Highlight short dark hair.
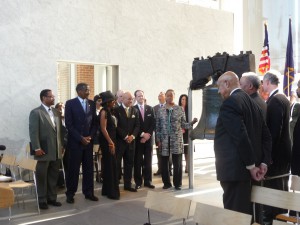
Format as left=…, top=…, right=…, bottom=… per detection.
left=40, top=89, right=51, bottom=101
left=76, top=83, right=88, bottom=93
left=166, top=89, right=175, bottom=95
left=134, top=90, right=143, bottom=97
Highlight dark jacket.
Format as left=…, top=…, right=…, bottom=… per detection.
left=266, top=90, right=292, bottom=176
left=65, top=97, right=98, bottom=149
left=134, top=104, right=155, bottom=142
left=214, top=89, right=272, bottom=181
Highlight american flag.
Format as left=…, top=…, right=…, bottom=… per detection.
left=258, top=23, right=270, bottom=75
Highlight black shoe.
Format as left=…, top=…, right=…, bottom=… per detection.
left=124, top=187, right=137, bottom=192
left=96, top=177, right=103, bottom=183
left=144, top=183, right=155, bottom=189
left=66, top=196, right=74, bottom=204
left=107, top=196, right=120, bottom=200
left=47, top=200, right=62, bottom=206
left=163, top=185, right=172, bottom=189
left=85, top=195, right=99, bottom=201
left=39, top=202, right=49, bottom=210
left=135, top=185, right=141, bottom=189
left=175, top=186, right=181, bottom=190
left=154, top=171, right=161, bottom=176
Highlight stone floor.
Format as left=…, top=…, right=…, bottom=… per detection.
left=0, top=140, right=224, bottom=225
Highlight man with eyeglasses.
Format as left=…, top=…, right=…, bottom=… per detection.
left=29, top=89, right=64, bottom=209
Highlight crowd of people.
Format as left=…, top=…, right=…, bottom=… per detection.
left=29, top=84, right=195, bottom=210
left=214, top=70, right=300, bottom=224
left=28, top=69, right=300, bottom=224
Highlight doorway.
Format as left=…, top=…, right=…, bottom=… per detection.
left=57, top=61, right=119, bottom=104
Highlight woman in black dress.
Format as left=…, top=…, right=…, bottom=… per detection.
left=178, top=94, right=189, bottom=173
left=99, top=91, right=120, bottom=200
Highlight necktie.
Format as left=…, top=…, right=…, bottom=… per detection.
left=82, top=100, right=87, bottom=113
left=126, top=107, right=129, bottom=118
left=48, top=108, right=55, bottom=126
left=140, top=105, right=144, bottom=120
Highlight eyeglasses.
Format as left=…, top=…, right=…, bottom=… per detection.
left=45, top=95, right=55, bottom=99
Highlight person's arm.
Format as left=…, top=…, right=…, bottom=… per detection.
left=220, top=98, right=255, bottom=167
left=29, top=109, right=45, bottom=156
left=100, top=110, right=115, bottom=154
left=65, top=100, right=83, bottom=142
left=115, top=107, right=129, bottom=139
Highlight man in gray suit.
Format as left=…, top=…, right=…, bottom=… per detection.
left=29, top=89, right=64, bottom=209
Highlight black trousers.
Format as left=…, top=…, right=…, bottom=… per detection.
left=134, top=140, right=153, bottom=186
left=117, top=141, right=135, bottom=189
left=220, top=180, right=252, bottom=215
left=66, top=145, right=94, bottom=198
left=161, top=154, right=182, bottom=188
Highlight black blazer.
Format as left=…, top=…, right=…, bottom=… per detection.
left=134, top=104, right=155, bottom=142
left=65, top=97, right=98, bottom=149
left=250, top=92, right=267, bottom=120
left=292, top=116, right=300, bottom=175
left=266, top=90, right=292, bottom=175
left=214, top=89, right=272, bottom=182
left=114, top=105, right=140, bottom=146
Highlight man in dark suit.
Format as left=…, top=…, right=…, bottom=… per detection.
left=240, top=72, right=267, bottom=119
left=133, top=90, right=155, bottom=189
left=115, top=91, right=140, bottom=192
left=65, top=83, right=98, bottom=203
left=291, top=79, right=300, bottom=176
left=214, top=71, right=272, bottom=215
left=262, top=70, right=292, bottom=222
left=29, top=89, right=64, bottom=209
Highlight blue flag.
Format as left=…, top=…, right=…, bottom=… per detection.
left=283, top=18, right=295, bottom=97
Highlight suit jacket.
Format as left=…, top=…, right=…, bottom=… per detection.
left=266, top=90, right=292, bottom=175
left=156, top=105, right=192, bottom=156
left=65, top=97, right=98, bottom=149
left=291, top=116, right=300, bottom=175
left=250, top=92, right=267, bottom=120
left=214, top=89, right=272, bottom=181
left=290, top=102, right=300, bottom=140
left=29, top=105, right=63, bottom=161
left=134, top=104, right=155, bottom=143
left=114, top=105, right=140, bottom=149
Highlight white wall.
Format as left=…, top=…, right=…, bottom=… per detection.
left=0, top=0, right=233, bottom=154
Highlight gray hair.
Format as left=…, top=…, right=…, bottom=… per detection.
left=242, top=73, right=261, bottom=90
left=263, top=70, right=280, bottom=85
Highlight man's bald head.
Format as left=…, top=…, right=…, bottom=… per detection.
left=122, top=91, right=133, bottom=107
left=217, top=71, right=240, bottom=99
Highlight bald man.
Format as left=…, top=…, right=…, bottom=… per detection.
left=114, top=91, right=140, bottom=192
left=214, top=71, right=271, bottom=215
left=240, top=72, right=267, bottom=119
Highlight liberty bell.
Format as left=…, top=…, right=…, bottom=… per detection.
left=190, top=51, right=255, bottom=140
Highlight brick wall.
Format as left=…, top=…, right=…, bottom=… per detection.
left=76, top=65, right=95, bottom=99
